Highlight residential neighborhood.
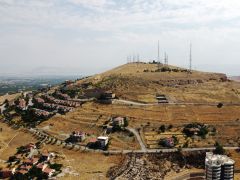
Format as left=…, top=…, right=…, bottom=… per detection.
left=0, top=143, right=61, bottom=179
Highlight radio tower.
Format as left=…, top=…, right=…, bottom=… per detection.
left=132, top=54, right=135, bottom=63
left=157, top=40, right=160, bottom=69
left=164, top=52, right=167, bottom=65
left=189, top=43, right=192, bottom=72
left=166, top=54, right=168, bottom=65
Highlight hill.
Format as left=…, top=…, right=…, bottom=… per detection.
left=75, top=63, right=239, bottom=103
left=1, top=62, right=240, bottom=179
left=38, top=62, right=240, bottom=149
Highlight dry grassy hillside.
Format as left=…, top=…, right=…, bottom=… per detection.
left=0, top=93, right=20, bottom=104
left=76, top=63, right=240, bottom=103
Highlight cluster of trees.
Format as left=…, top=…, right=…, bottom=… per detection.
left=158, top=124, right=173, bottom=133
left=183, top=123, right=209, bottom=138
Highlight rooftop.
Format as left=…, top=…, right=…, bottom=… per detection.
left=205, top=152, right=235, bottom=166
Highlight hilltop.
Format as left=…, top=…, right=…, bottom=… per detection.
left=75, top=63, right=239, bottom=103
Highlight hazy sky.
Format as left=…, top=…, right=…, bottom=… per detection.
left=0, top=0, right=240, bottom=76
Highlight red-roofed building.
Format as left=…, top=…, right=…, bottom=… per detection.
left=89, top=138, right=97, bottom=143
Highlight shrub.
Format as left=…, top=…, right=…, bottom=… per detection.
left=217, top=103, right=223, bottom=108
left=159, top=125, right=166, bottom=133
left=124, top=118, right=129, bottom=127
left=49, top=163, right=63, bottom=172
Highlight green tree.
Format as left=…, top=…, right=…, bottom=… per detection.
left=124, top=118, right=129, bottom=127
left=214, top=142, right=225, bottom=155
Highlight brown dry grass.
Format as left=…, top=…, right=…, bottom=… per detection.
left=42, top=144, right=123, bottom=180
left=38, top=101, right=240, bottom=147
left=0, top=123, right=37, bottom=161
left=38, top=104, right=140, bottom=150
left=0, top=93, right=20, bottom=104
left=76, top=63, right=240, bottom=103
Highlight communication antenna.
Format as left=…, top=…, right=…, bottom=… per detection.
left=157, top=40, right=161, bottom=69
left=164, top=52, right=167, bottom=65
left=189, top=43, right=192, bottom=71
left=158, top=40, right=160, bottom=62
left=166, top=54, right=168, bottom=65
left=129, top=55, right=132, bottom=63
left=133, top=54, right=136, bottom=63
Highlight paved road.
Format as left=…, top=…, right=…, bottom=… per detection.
left=114, top=99, right=240, bottom=107
left=127, top=128, right=147, bottom=152
left=26, top=127, right=240, bottom=155
left=107, top=146, right=240, bottom=154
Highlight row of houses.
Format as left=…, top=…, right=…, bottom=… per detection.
left=32, top=108, right=54, bottom=119
left=42, top=94, right=81, bottom=107
left=54, top=92, right=70, bottom=100
left=33, top=96, right=77, bottom=114
left=41, top=103, right=73, bottom=114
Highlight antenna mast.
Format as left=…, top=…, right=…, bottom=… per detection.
left=158, top=40, right=160, bottom=69
left=164, top=52, right=167, bottom=65
left=189, top=43, right=192, bottom=71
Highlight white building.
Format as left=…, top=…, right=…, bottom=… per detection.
left=205, top=152, right=235, bottom=180
left=97, top=136, right=109, bottom=148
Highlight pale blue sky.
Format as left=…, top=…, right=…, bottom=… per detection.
left=0, top=0, right=240, bottom=76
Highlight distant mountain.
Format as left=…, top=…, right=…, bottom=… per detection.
left=229, top=76, right=240, bottom=82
